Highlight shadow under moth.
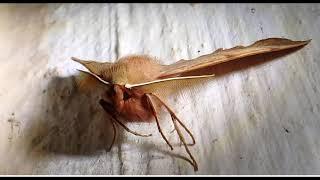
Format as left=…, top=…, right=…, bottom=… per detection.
left=71, top=38, right=310, bottom=171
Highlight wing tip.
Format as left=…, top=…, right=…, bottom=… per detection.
left=304, top=39, right=312, bottom=45
left=296, top=38, right=311, bottom=48
left=71, top=57, right=84, bottom=63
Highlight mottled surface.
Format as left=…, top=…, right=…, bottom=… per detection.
left=0, top=3, right=319, bottom=175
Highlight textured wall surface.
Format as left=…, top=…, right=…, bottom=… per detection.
left=0, top=3, right=319, bottom=175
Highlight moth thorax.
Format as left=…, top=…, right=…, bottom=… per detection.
left=111, top=71, right=129, bottom=85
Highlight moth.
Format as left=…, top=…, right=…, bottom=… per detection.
left=71, top=38, right=310, bottom=171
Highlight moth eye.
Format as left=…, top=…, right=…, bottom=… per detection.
left=106, top=85, right=116, bottom=97
left=123, top=91, right=130, bottom=100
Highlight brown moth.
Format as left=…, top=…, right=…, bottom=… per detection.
left=71, top=38, right=310, bottom=171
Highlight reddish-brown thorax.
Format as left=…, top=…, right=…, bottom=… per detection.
left=111, top=84, right=153, bottom=122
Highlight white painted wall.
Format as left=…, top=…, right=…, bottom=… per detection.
left=0, top=4, right=319, bottom=175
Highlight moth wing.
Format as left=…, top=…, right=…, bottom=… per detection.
left=71, top=57, right=112, bottom=92
left=159, top=38, right=311, bottom=78
left=136, top=74, right=215, bottom=100
left=71, top=57, right=111, bottom=75
left=74, top=70, right=106, bottom=93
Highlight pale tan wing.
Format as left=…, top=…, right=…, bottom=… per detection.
left=74, top=70, right=110, bottom=93
left=71, top=57, right=112, bottom=75
left=135, top=74, right=216, bottom=100
left=77, top=69, right=111, bottom=85
left=159, top=38, right=311, bottom=78
left=71, top=57, right=113, bottom=92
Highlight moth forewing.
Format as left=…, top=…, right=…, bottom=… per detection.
left=125, top=74, right=215, bottom=88
left=74, top=70, right=105, bottom=93
left=76, top=69, right=111, bottom=86
left=159, top=38, right=311, bottom=78
left=71, top=57, right=112, bottom=76
left=133, top=74, right=216, bottom=101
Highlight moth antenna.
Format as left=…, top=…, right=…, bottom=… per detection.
left=125, top=74, right=215, bottom=88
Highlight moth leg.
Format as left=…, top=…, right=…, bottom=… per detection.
left=112, top=114, right=152, bottom=137
left=172, top=116, right=198, bottom=171
left=149, top=94, right=195, bottom=146
left=145, top=94, right=174, bottom=151
left=149, top=94, right=198, bottom=171
left=99, top=99, right=152, bottom=137
left=106, top=119, right=117, bottom=152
